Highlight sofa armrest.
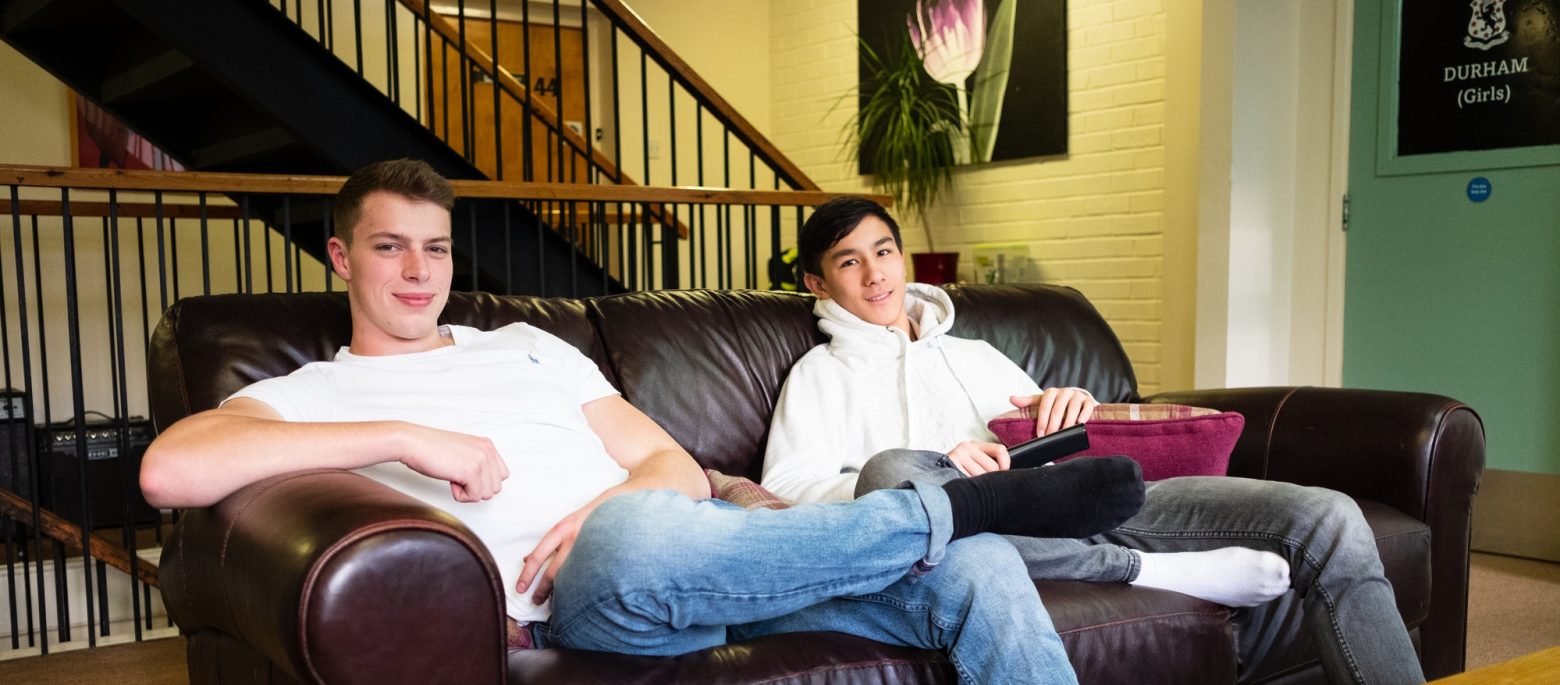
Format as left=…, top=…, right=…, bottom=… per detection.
left=1144, top=387, right=1484, bottom=520
left=159, top=469, right=508, bottom=684
left=1144, top=386, right=1485, bottom=678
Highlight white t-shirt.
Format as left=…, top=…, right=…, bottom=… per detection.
left=228, top=323, right=628, bottom=623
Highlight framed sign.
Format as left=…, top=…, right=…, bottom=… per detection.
left=1381, top=0, right=1560, bottom=173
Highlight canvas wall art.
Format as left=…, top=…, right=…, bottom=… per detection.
left=857, top=0, right=1067, bottom=169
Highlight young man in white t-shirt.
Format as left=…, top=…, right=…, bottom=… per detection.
left=762, top=197, right=1427, bottom=685
left=140, top=160, right=1150, bottom=683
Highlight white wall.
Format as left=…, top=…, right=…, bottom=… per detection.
left=1198, top=0, right=1347, bottom=388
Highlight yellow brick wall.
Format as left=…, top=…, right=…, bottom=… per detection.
left=771, top=0, right=1171, bottom=393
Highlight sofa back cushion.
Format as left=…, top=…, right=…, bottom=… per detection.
left=590, top=285, right=1138, bottom=480
left=148, top=284, right=1139, bottom=482
left=591, top=289, right=825, bottom=479
left=943, top=284, right=1138, bottom=403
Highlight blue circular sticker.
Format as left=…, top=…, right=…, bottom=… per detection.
left=1467, top=177, right=1492, bottom=203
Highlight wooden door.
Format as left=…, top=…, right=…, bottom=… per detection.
left=426, top=17, right=589, bottom=184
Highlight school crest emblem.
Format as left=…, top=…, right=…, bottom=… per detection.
left=1465, top=0, right=1511, bottom=50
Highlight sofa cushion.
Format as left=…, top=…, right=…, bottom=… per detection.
left=1043, top=581, right=1237, bottom=684
left=508, top=632, right=953, bottom=684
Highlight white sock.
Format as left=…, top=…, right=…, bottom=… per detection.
left=1129, top=547, right=1291, bottom=607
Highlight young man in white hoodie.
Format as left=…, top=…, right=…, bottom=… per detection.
left=761, top=197, right=1426, bottom=685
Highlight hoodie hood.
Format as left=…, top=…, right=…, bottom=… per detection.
left=814, top=282, right=956, bottom=359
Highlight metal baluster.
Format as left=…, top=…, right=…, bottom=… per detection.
left=773, top=206, right=784, bottom=291
left=282, top=196, right=293, bottom=293
left=106, top=193, right=143, bottom=640
left=135, top=217, right=150, bottom=360
left=502, top=202, right=512, bottom=294
left=420, top=1, right=430, bottom=126
left=489, top=0, right=501, bottom=179
left=199, top=192, right=211, bottom=294
left=568, top=204, right=577, bottom=296
left=10, top=188, right=48, bottom=653
left=535, top=200, right=545, bottom=296
left=168, top=199, right=180, bottom=301
left=352, top=0, right=364, bottom=76
left=240, top=196, right=253, bottom=293
left=551, top=0, right=563, bottom=182
left=458, top=0, right=472, bottom=161
left=263, top=200, right=274, bottom=293
left=232, top=217, right=241, bottom=293
left=388, top=0, right=400, bottom=104
left=627, top=206, right=637, bottom=290
left=661, top=205, right=678, bottom=290
left=640, top=52, right=649, bottom=185
left=441, top=35, right=451, bottom=145
left=60, top=188, right=99, bottom=647
left=521, top=0, right=533, bottom=182
left=580, top=0, right=593, bottom=184
left=323, top=198, right=334, bottom=292
left=610, top=25, right=621, bottom=184
left=2, top=187, right=31, bottom=649
left=468, top=204, right=478, bottom=291
left=598, top=203, right=607, bottom=293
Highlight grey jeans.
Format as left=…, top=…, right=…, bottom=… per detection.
left=856, top=449, right=1425, bottom=685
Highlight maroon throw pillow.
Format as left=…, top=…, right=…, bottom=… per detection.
left=988, top=404, right=1243, bottom=481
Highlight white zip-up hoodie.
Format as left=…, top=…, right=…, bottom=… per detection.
left=761, top=283, right=1042, bottom=503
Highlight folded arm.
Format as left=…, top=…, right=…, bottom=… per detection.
left=139, top=397, right=509, bottom=509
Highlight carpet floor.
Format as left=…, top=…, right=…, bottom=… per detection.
left=1, top=552, right=1555, bottom=683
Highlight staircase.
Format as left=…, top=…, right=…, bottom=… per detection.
left=1, top=0, right=819, bottom=296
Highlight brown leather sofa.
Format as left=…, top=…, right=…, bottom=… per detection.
left=148, top=284, right=1485, bottom=684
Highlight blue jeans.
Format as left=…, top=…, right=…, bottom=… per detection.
left=856, top=449, right=1425, bottom=685
left=535, top=484, right=1078, bottom=685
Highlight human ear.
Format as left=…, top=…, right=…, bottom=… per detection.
left=327, top=236, right=352, bottom=281
left=802, top=272, right=831, bottom=299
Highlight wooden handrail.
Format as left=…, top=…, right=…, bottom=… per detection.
left=590, top=0, right=819, bottom=191
left=1, top=165, right=892, bottom=207
left=0, top=199, right=244, bottom=220
left=0, top=485, right=160, bottom=587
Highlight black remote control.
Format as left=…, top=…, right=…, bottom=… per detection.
left=1007, top=424, right=1090, bottom=469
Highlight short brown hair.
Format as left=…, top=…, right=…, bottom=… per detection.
left=332, top=159, right=456, bottom=243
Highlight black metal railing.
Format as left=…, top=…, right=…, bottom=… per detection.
left=0, top=164, right=885, bottom=657
left=267, top=0, right=816, bottom=195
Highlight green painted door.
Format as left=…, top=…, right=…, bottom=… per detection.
left=1346, top=0, right=1560, bottom=475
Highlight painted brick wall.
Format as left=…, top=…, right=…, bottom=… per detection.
left=771, top=0, right=1167, bottom=393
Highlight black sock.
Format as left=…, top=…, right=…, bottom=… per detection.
left=942, top=456, right=1145, bottom=541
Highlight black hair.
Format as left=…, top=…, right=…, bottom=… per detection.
left=796, top=197, right=902, bottom=281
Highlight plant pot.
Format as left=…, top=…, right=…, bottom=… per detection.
left=911, top=252, right=960, bottom=285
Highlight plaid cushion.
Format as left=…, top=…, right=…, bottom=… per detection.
left=1002, top=402, right=1220, bottom=422
left=506, top=617, right=535, bottom=650
left=706, top=469, right=793, bottom=510
left=1090, top=403, right=1221, bottom=421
